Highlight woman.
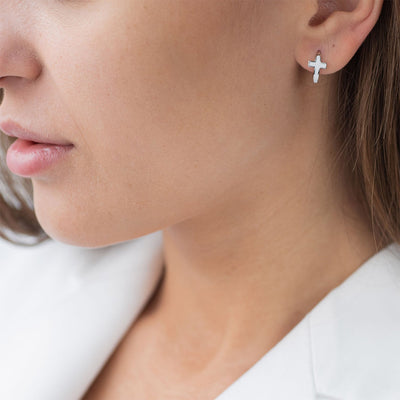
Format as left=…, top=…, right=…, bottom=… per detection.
left=0, top=0, right=399, bottom=398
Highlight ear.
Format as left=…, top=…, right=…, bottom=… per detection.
left=295, top=0, right=384, bottom=79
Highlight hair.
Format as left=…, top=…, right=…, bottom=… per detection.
left=0, top=0, right=399, bottom=247
left=332, top=0, right=400, bottom=249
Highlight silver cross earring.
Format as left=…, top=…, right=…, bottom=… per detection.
left=308, top=50, right=327, bottom=83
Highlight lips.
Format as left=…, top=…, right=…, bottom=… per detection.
left=0, top=119, right=74, bottom=177
left=0, top=119, right=72, bottom=146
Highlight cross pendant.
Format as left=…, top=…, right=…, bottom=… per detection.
left=308, top=52, right=327, bottom=83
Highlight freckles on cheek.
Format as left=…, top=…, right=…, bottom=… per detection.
left=50, top=1, right=260, bottom=160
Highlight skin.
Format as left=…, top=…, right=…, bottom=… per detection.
left=0, top=0, right=385, bottom=398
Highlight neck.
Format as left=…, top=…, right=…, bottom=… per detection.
left=137, top=80, right=382, bottom=372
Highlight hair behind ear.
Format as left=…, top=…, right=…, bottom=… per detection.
left=333, top=0, right=400, bottom=248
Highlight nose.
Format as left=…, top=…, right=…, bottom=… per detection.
left=0, top=25, right=42, bottom=90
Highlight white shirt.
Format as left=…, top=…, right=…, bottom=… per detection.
left=0, top=230, right=400, bottom=399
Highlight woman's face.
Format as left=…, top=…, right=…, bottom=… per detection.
left=0, top=0, right=303, bottom=247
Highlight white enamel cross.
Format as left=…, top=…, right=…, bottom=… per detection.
left=308, top=52, right=327, bottom=83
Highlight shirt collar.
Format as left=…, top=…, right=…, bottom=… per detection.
left=215, top=242, right=400, bottom=399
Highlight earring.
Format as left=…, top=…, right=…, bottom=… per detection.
left=308, top=50, right=327, bottom=83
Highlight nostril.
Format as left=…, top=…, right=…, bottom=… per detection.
left=0, top=88, right=4, bottom=106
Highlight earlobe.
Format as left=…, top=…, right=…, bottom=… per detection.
left=295, top=0, right=384, bottom=81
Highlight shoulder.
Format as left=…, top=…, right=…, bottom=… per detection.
left=0, top=231, right=165, bottom=400
left=0, top=232, right=164, bottom=323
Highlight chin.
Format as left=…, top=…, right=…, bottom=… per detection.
left=31, top=182, right=113, bottom=248
left=30, top=183, right=163, bottom=248
left=36, top=216, right=105, bottom=248
left=33, top=203, right=156, bottom=249
left=33, top=203, right=109, bottom=249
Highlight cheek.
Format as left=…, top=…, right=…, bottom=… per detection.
left=72, top=0, right=263, bottom=174
left=34, top=1, right=283, bottom=247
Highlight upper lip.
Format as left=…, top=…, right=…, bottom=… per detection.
left=0, top=119, right=72, bottom=146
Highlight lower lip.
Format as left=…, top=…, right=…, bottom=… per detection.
left=6, top=138, right=74, bottom=177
